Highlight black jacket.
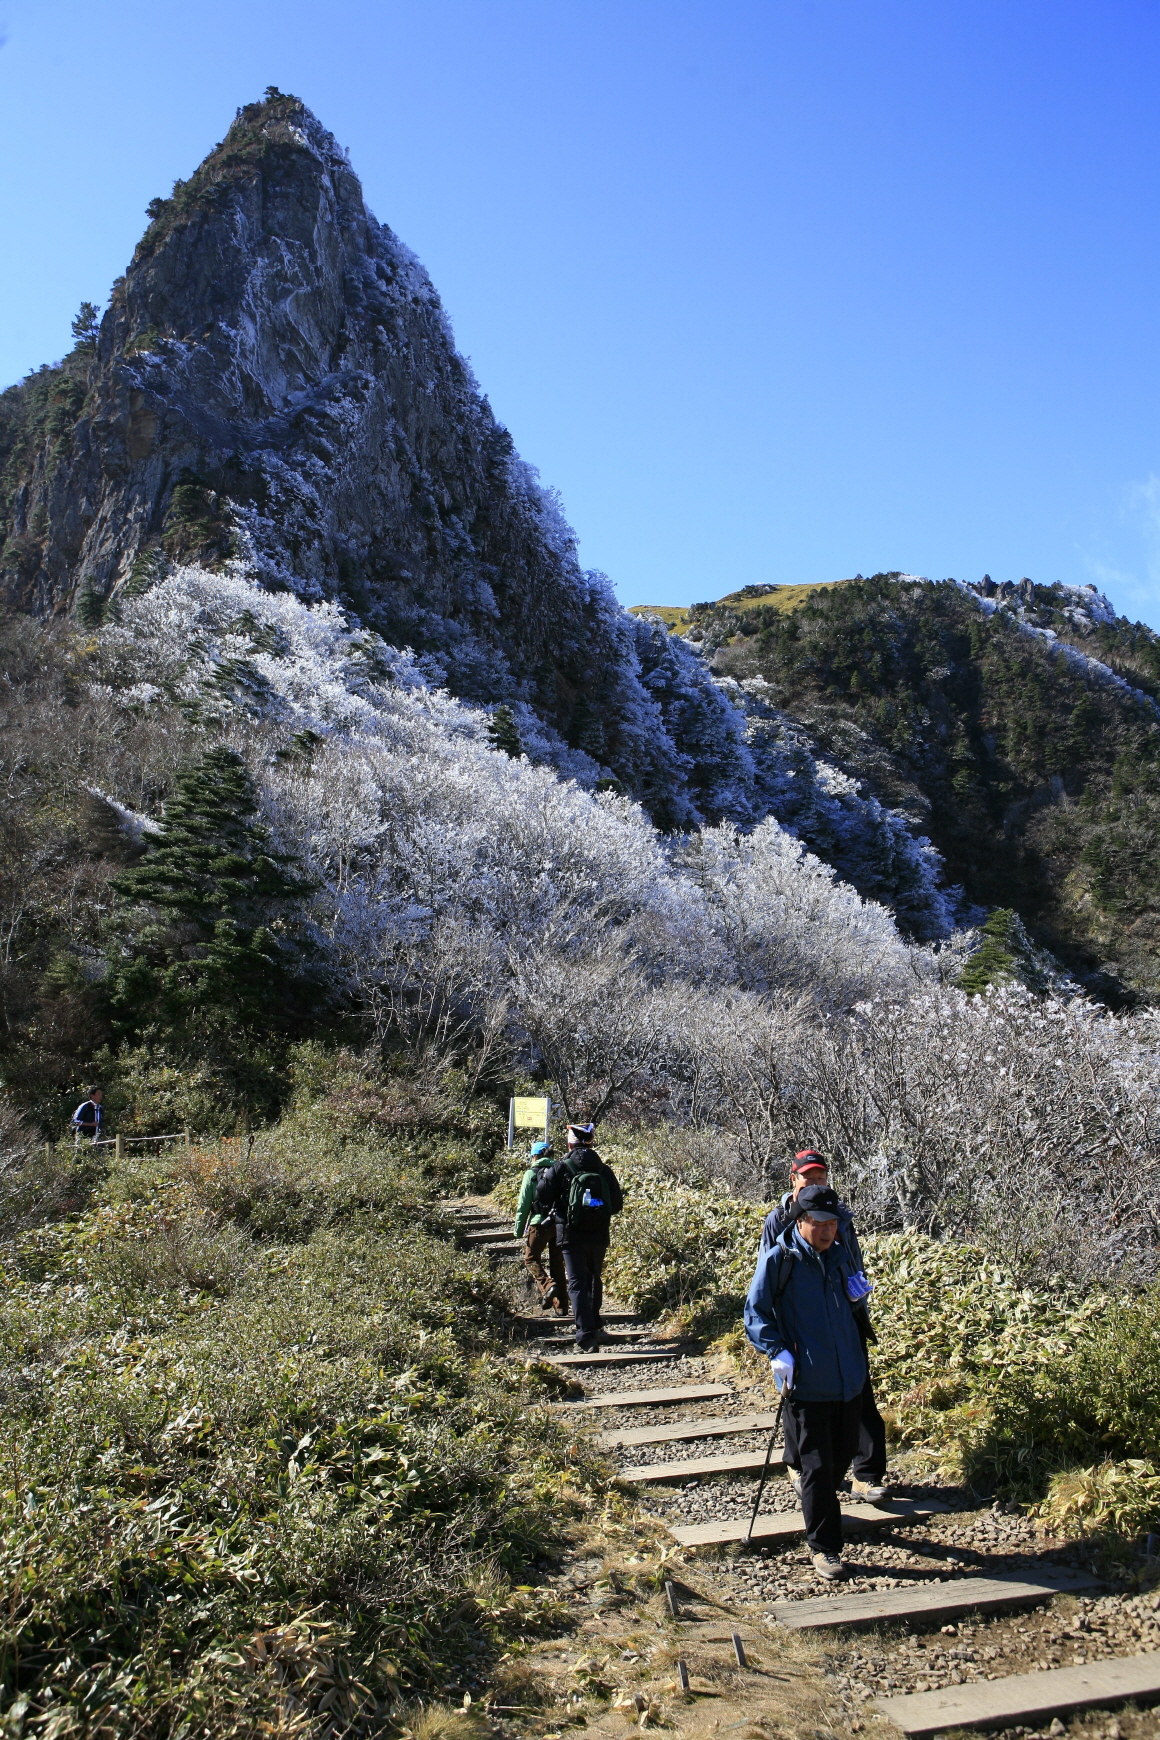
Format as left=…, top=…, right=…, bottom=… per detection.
left=534, top=1148, right=623, bottom=1247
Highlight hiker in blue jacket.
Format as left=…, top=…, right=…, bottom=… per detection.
left=70, top=1087, right=104, bottom=1146
left=761, top=1149, right=887, bottom=1502
left=745, top=1183, right=870, bottom=1581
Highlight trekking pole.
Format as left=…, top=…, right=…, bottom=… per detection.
left=744, top=1389, right=787, bottom=1545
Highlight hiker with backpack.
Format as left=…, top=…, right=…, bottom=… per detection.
left=514, top=1140, right=569, bottom=1315
left=69, top=1087, right=104, bottom=1146
left=534, top=1123, right=624, bottom=1351
left=761, top=1149, right=888, bottom=1502
left=744, top=1182, right=870, bottom=1582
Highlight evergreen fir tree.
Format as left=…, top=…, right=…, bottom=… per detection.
left=956, top=907, right=1066, bottom=996
left=70, top=300, right=100, bottom=352
left=107, top=747, right=314, bottom=1047
left=487, top=704, right=523, bottom=758
left=75, top=584, right=106, bottom=628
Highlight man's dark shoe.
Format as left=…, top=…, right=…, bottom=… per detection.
left=576, top=1334, right=600, bottom=1352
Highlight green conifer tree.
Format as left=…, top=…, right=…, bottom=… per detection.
left=70, top=300, right=100, bottom=352
left=487, top=704, right=523, bottom=758
left=107, top=748, right=314, bottom=1049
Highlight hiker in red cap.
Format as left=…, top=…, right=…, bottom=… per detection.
left=760, top=1148, right=888, bottom=1504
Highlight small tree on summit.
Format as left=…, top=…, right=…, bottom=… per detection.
left=107, top=747, right=315, bottom=1051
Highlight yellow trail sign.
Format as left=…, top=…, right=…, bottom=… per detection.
left=508, top=1096, right=551, bottom=1144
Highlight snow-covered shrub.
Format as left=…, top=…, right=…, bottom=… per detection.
left=728, top=678, right=958, bottom=938
left=673, top=819, right=927, bottom=1007
left=801, top=986, right=1160, bottom=1282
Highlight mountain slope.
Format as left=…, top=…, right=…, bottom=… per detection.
left=687, top=573, right=1160, bottom=999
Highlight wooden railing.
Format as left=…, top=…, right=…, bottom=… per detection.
left=72, top=1131, right=191, bottom=1158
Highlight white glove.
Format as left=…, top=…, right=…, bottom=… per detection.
left=770, top=1350, right=795, bottom=1394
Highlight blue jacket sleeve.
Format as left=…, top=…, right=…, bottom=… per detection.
left=744, top=1245, right=789, bottom=1360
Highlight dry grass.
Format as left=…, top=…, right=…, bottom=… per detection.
left=628, top=582, right=853, bottom=637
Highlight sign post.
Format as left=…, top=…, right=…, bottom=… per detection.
left=507, top=1095, right=551, bottom=1148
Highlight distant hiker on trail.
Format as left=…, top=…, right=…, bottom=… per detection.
left=744, top=1182, right=869, bottom=1583
left=535, top=1123, right=624, bottom=1352
left=70, top=1087, right=104, bottom=1146
left=514, top=1140, right=569, bottom=1315
left=761, top=1149, right=887, bottom=1503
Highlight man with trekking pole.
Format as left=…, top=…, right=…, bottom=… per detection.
left=744, top=1183, right=872, bottom=1581
left=535, top=1123, right=623, bottom=1351
left=761, top=1149, right=889, bottom=1501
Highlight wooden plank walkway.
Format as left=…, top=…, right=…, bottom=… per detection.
left=565, top=1382, right=734, bottom=1410
left=874, top=1652, right=1160, bottom=1735
left=600, top=1411, right=782, bottom=1448
left=669, top=1495, right=949, bottom=1547
left=768, top=1571, right=1099, bottom=1631
left=621, top=1448, right=785, bottom=1482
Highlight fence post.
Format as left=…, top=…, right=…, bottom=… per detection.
left=183, top=1129, right=191, bottom=1148
left=115, top=1133, right=124, bottom=1160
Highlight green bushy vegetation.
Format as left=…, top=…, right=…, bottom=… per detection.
left=0, top=1118, right=602, bottom=1737
left=696, top=573, right=1160, bottom=999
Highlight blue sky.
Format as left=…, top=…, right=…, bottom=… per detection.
left=4, top=1, right=1160, bottom=624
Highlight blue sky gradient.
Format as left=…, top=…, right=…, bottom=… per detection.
left=3, top=1, right=1160, bottom=624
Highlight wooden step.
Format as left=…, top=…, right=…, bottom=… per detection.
left=621, top=1448, right=787, bottom=1482
left=873, top=1651, right=1160, bottom=1736
left=461, top=1230, right=518, bottom=1244
left=565, top=1383, right=735, bottom=1410
left=509, top=1311, right=645, bottom=1328
left=601, top=1410, right=782, bottom=1449
left=541, top=1348, right=683, bottom=1368
left=769, top=1570, right=1100, bottom=1631
left=668, top=1495, right=950, bottom=1548
left=534, top=1329, right=655, bottom=1344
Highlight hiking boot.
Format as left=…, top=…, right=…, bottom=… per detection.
left=812, top=1552, right=844, bottom=1581
left=576, top=1333, right=601, bottom=1352
left=850, top=1477, right=889, bottom=1501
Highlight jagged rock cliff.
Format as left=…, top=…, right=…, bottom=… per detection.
left=0, top=90, right=730, bottom=818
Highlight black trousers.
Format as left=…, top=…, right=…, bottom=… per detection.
left=783, top=1371, right=886, bottom=1482
left=852, top=1373, right=887, bottom=1481
left=561, top=1239, right=606, bottom=1340
left=786, top=1394, right=862, bottom=1554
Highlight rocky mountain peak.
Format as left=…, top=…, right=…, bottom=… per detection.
left=0, top=94, right=747, bottom=821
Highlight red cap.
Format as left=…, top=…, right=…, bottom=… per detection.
left=791, top=1149, right=828, bottom=1174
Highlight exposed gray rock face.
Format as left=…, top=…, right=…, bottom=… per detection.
left=0, top=90, right=719, bottom=817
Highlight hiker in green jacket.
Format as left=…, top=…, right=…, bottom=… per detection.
left=514, top=1140, right=568, bottom=1314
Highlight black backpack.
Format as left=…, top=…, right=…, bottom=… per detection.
left=562, top=1151, right=622, bottom=1238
